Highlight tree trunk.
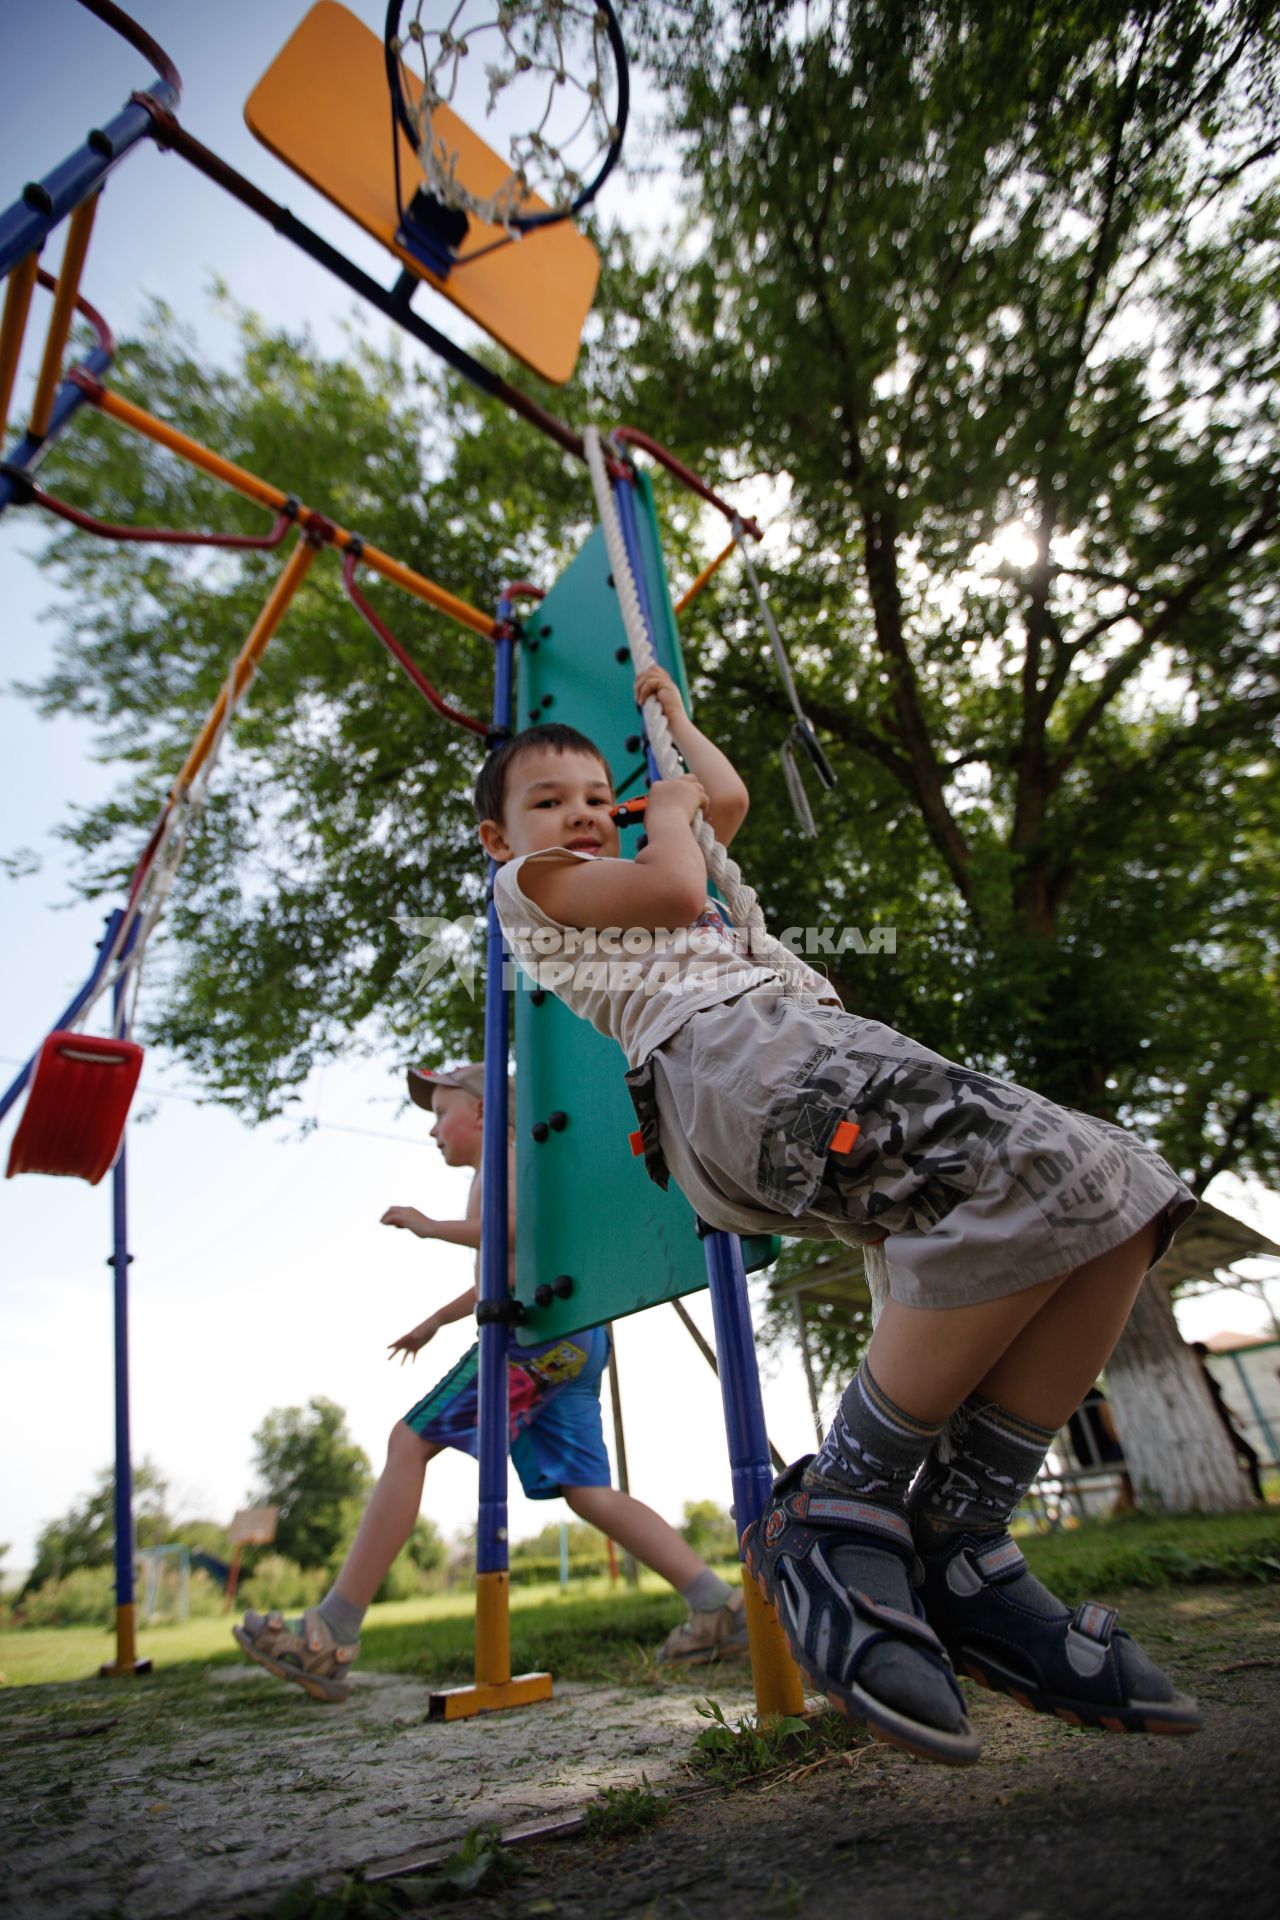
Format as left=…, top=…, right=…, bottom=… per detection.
left=1105, top=1274, right=1253, bottom=1513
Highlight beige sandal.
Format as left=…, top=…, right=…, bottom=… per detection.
left=232, top=1606, right=359, bottom=1703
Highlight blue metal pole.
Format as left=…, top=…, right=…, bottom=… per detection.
left=702, top=1231, right=777, bottom=1530
left=475, top=607, right=516, bottom=1580
left=0, top=908, right=124, bottom=1124
left=611, top=472, right=781, bottom=1537
left=107, top=964, right=138, bottom=1671
left=0, top=345, right=114, bottom=517
left=1230, top=1351, right=1279, bottom=1464
left=0, top=89, right=177, bottom=283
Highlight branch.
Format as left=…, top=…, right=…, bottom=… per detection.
left=1046, top=490, right=1279, bottom=788
left=1194, top=1092, right=1265, bottom=1196
left=723, top=664, right=915, bottom=789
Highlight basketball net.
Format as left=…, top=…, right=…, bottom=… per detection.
left=387, top=1, right=626, bottom=232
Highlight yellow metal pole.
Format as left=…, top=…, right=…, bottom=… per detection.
left=95, top=385, right=290, bottom=514
left=114, top=1602, right=138, bottom=1672
left=0, top=251, right=41, bottom=448
left=473, top=1570, right=511, bottom=1686
left=741, top=1570, right=807, bottom=1720
left=674, top=538, right=737, bottom=616
left=172, top=536, right=318, bottom=794
left=92, top=387, right=498, bottom=639
left=348, top=534, right=499, bottom=639
left=29, top=194, right=100, bottom=438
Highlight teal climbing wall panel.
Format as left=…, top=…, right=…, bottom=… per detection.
left=511, top=475, right=708, bottom=1345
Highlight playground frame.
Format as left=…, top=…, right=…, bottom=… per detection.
left=0, top=0, right=799, bottom=1718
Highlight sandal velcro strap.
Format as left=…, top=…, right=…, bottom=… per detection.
left=797, top=1492, right=914, bottom=1551
left=972, top=1535, right=1027, bottom=1583
left=1071, top=1601, right=1118, bottom=1647
left=851, top=1589, right=947, bottom=1658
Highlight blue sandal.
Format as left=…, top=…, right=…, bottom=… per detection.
left=741, top=1460, right=980, bottom=1766
left=913, top=1527, right=1202, bottom=1735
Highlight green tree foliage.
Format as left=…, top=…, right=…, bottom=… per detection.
left=249, top=1397, right=372, bottom=1569
left=678, top=1498, right=739, bottom=1560
left=13, top=0, right=1278, bottom=1196
left=20, top=1459, right=173, bottom=1596
left=624, top=0, right=1280, bottom=1179
left=509, top=1518, right=605, bottom=1561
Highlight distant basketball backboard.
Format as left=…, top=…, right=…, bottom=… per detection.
left=228, top=1506, right=279, bottom=1546
left=245, top=1, right=600, bottom=385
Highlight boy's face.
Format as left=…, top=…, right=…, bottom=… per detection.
left=478, top=744, right=619, bottom=864
left=429, top=1086, right=484, bottom=1166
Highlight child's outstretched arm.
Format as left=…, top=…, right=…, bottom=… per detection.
left=387, top=1286, right=477, bottom=1364
left=635, top=664, right=750, bottom=846
left=381, top=1206, right=480, bottom=1249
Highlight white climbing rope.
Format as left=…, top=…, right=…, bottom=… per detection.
left=583, top=425, right=820, bottom=1004
left=584, top=426, right=894, bottom=1308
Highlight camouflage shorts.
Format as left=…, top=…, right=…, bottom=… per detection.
left=628, top=986, right=1194, bottom=1309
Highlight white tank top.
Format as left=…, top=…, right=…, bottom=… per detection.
left=494, top=848, right=839, bottom=1069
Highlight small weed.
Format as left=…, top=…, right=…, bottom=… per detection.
left=268, top=1872, right=410, bottom=1920
left=688, top=1699, right=812, bottom=1784
left=582, top=1777, right=665, bottom=1838
left=436, top=1821, right=520, bottom=1894
left=689, top=1701, right=869, bottom=1789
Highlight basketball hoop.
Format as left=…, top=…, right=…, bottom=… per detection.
left=384, top=0, right=629, bottom=257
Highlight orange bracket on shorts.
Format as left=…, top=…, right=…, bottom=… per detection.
left=829, top=1119, right=860, bottom=1155
left=628, top=1128, right=645, bottom=1156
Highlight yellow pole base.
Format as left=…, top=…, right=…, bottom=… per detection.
left=740, top=1569, right=806, bottom=1721
left=473, top=1569, right=511, bottom=1687
left=427, top=1672, right=553, bottom=1721
left=99, top=1604, right=152, bottom=1678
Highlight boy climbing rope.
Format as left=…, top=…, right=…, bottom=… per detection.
left=234, top=1060, right=746, bottom=1701
left=481, top=661, right=1202, bottom=1767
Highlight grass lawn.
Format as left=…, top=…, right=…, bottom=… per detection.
left=0, top=1568, right=700, bottom=1690
left=3, top=1507, right=1277, bottom=1691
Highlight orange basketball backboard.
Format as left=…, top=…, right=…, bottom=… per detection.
left=245, top=1, right=600, bottom=385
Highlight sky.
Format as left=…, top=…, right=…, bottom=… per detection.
left=2, top=1, right=1278, bottom=1586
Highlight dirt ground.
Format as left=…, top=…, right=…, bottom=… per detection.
left=1, top=1583, right=1277, bottom=1920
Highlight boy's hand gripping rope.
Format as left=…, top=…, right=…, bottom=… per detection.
left=582, top=425, right=819, bottom=1008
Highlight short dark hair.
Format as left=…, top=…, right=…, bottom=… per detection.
left=473, top=723, right=612, bottom=823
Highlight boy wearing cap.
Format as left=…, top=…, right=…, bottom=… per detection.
left=233, top=1059, right=746, bottom=1700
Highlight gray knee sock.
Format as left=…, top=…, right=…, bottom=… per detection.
left=680, top=1571, right=735, bottom=1613
left=806, top=1356, right=943, bottom=1508
left=318, top=1588, right=366, bottom=1646
left=909, top=1392, right=1055, bottom=1537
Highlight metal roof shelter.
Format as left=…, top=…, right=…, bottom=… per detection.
left=770, top=1198, right=1280, bottom=1445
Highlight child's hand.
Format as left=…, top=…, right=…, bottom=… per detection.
left=388, top=1318, right=437, bottom=1364
left=635, top=663, right=684, bottom=724
left=646, top=773, right=709, bottom=829
left=381, top=1206, right=434, bottom=1238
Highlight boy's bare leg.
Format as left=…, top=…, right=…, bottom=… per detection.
left=562, top=1483, right=708, bottom=1589
left=329, top=1421, right=444, bottom=1611
left=867, top=1219, right=1158, bottom=1428
left=565, top=1482, right=747, bottom=1664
